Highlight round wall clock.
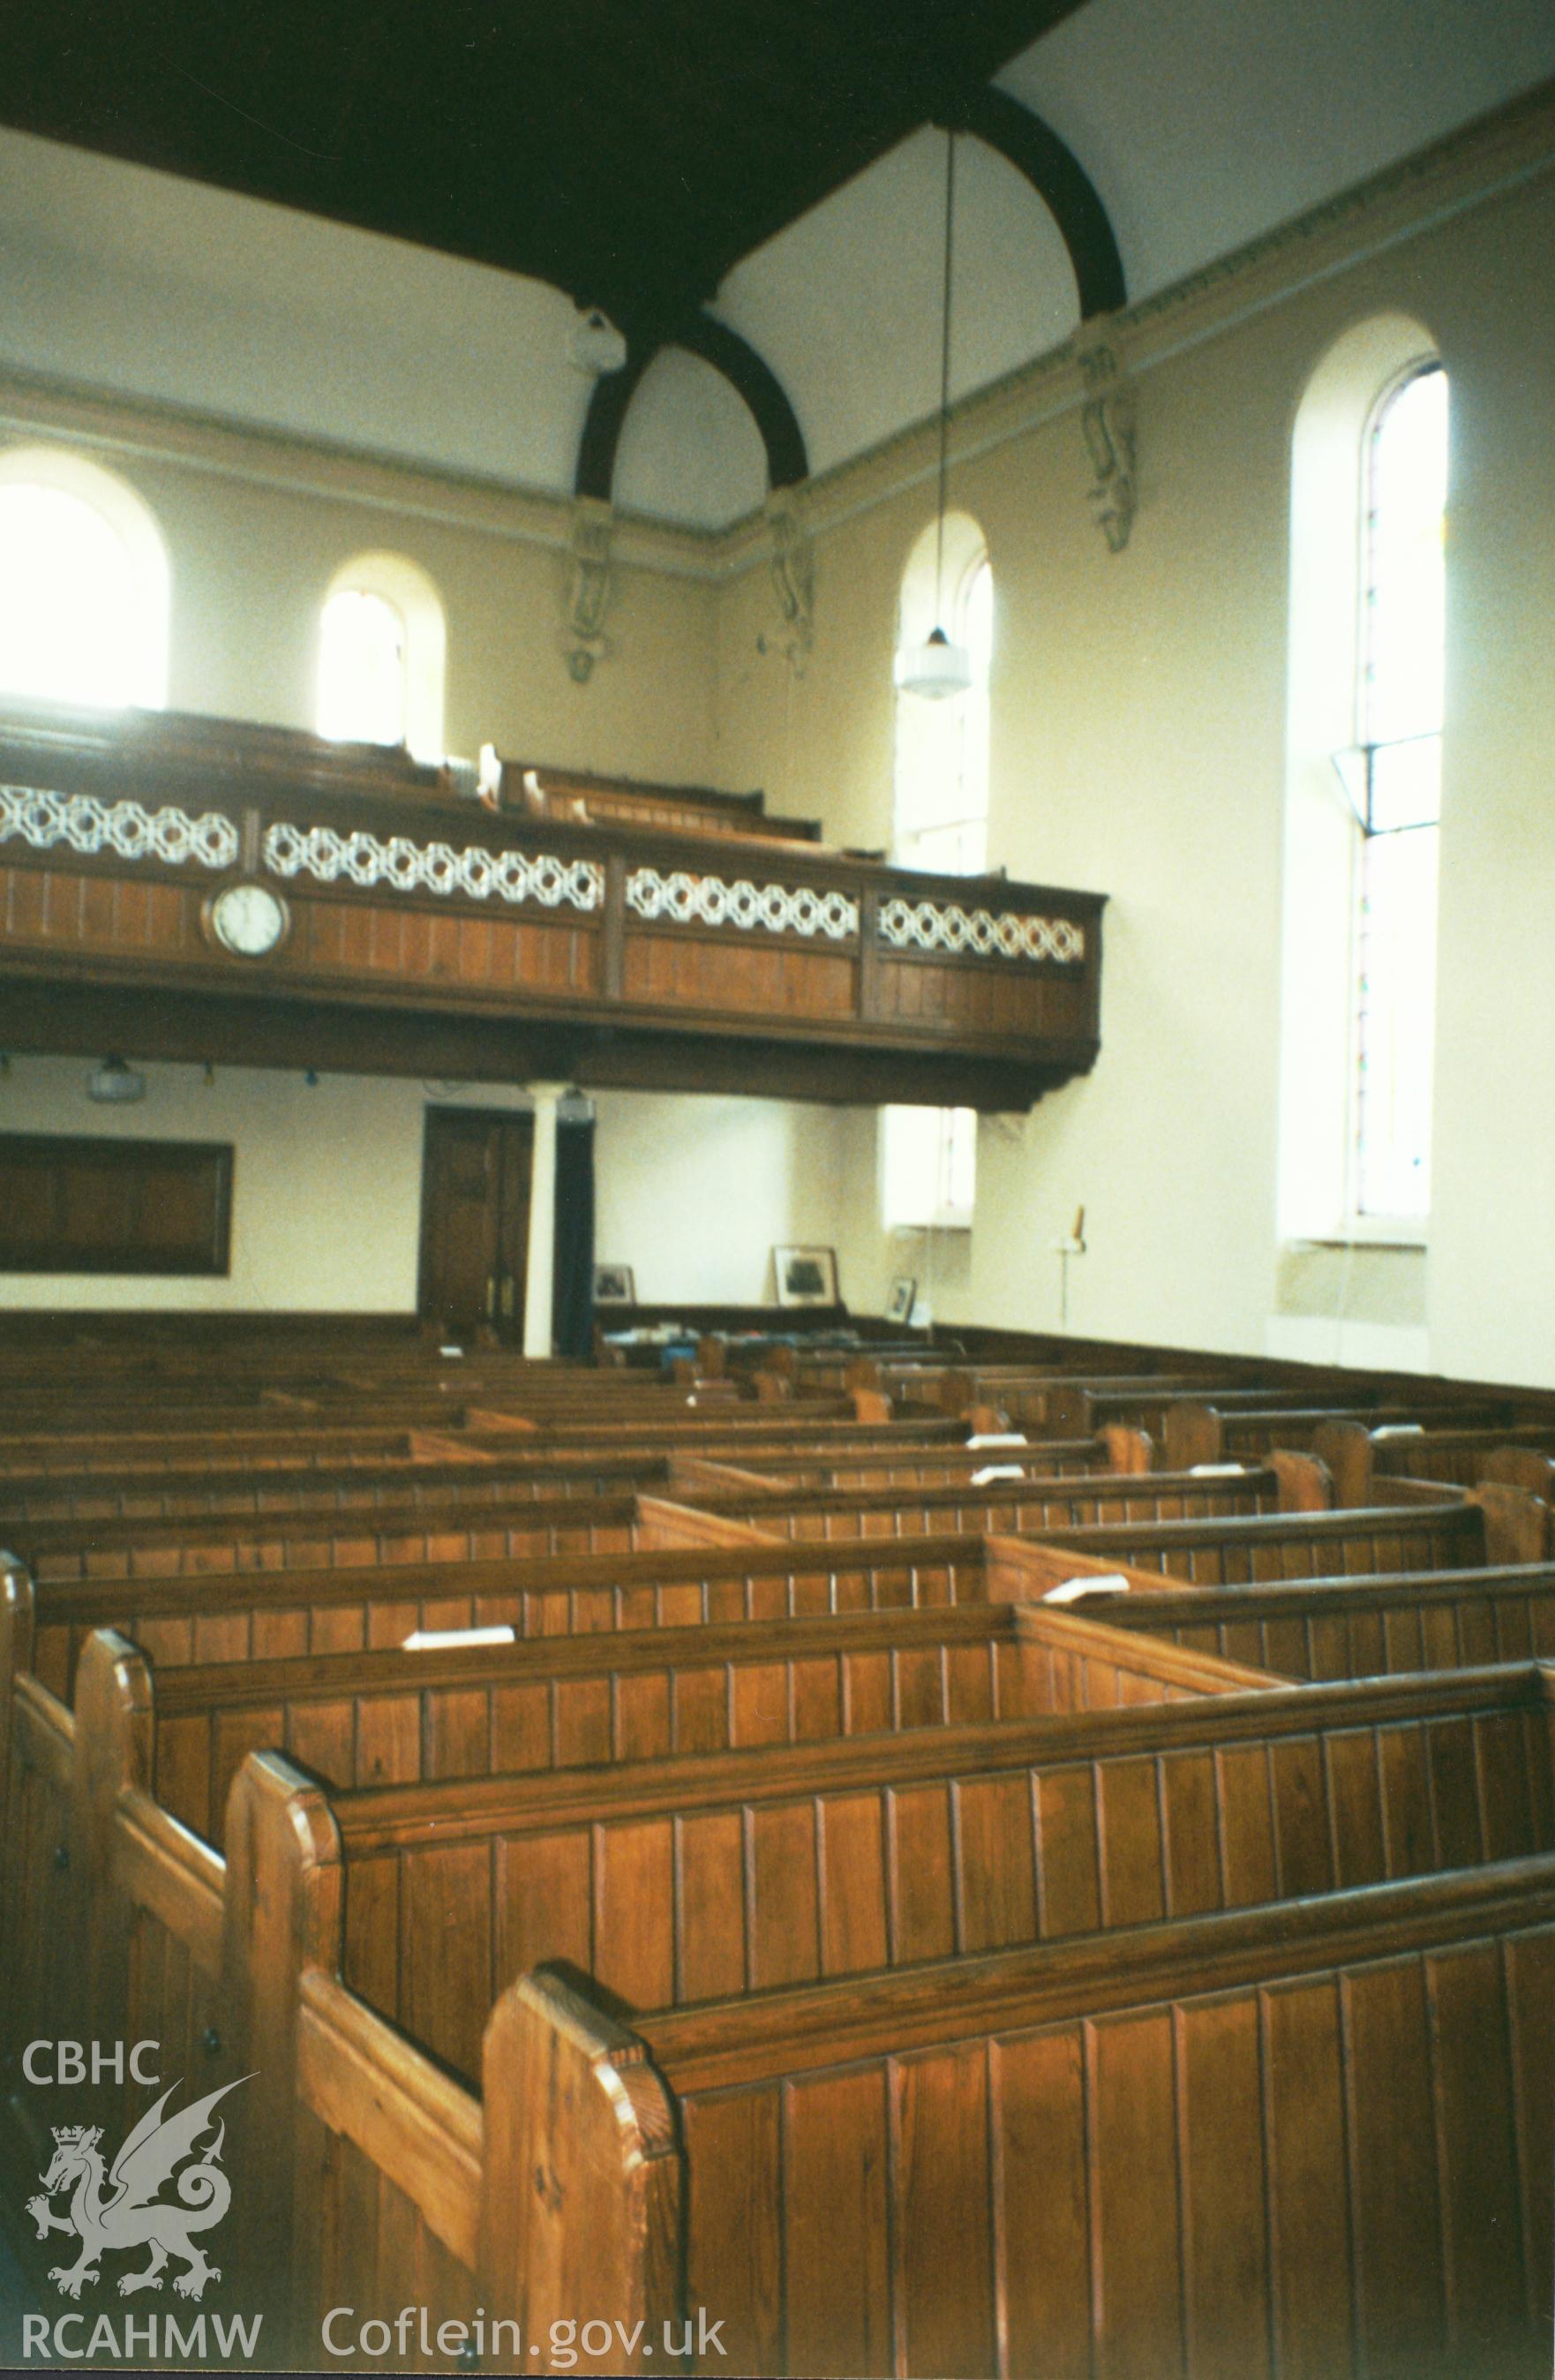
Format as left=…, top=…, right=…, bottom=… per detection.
left=203, top=880, right=291, bottom=959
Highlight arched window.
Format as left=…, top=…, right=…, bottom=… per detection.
left=0, top=447, right=169, bottom=709
left=892, top=514, right=993, bottom=873
left=883, top=515, right=993, bottom=1235
left=1278, top=320, right=1446, bottom=1246
left=317, top=552, right=445, bottom=760
left=1352, top=364, right=1447, bottom=1219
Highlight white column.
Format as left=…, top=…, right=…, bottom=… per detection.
left=522, top=1083, right=565, bottom=1358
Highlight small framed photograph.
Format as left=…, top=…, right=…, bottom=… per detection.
left=592, top=1262, right=635, bottom=1306
left=773, top=1244, right=838, bottom=1308
left=886, top=1274, right=918, bottom=1327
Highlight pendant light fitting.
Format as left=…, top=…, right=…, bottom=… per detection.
left=896, top=129, right=973, bottom=701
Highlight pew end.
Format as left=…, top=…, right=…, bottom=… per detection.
left=483, top=1968, right=683, bottom=2374
left=1312, top=1416, right=1375, bottom=1506
left=1268, top=1447, right=1333, bottom=1511
left=1471, top=1481, right=1552, bottom=1565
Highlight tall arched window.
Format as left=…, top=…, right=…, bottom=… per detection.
left=317, top=552, right=446, bottom=760
left=1352, top=364, right=1447, bottom=1219
left=893, top=515, right=994, bottom=873
left=1278, top=319, right=1446, bottom=1246
left=883, top=515, right=993, bottom=1233
left=0, top=447, right=169, bottom=709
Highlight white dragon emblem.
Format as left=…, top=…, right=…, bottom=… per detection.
left=26, top=2075, right=250, bottom=2301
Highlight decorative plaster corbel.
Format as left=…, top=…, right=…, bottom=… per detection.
left=1076, top=323, right=1137, bottom=554
left=561, top=496, right=614, bottom=682
left=757, top=489, right=815, bottom=672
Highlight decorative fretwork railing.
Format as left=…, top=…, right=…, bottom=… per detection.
left=0, top=731, right=1105, bottom=1108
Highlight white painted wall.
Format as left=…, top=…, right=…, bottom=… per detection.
left=0, top=1060, right=855, bottom=1318
left=712, top=150, right=1555, bottom=1383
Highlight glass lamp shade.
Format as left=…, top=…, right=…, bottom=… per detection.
left=87, top=1055, right=146, bottom=1103
left=569, top=309, right=628, bottom=375
left=894, top=624, right=973, bottom=700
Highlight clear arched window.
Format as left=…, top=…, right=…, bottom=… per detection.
left=1278, top=319, right=1446, bottom=1249
left=1352, top=364, right=1447, bottom=1220
left=883, top=516, right=993, bottom=1236
left=317, top=552, right=445, bottom=759
left=318, top=588, right=409, bottom=747
left=0, top=448, right=169, bottom=709
left=893, top=518, right=993, bottom=875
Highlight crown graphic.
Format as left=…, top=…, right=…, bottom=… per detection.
left=50, top=2125, right=101, bottom=2150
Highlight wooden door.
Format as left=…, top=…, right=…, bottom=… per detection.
left=417, top=1109, right=533, bottom=1341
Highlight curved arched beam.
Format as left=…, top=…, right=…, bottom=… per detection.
left=673, top=314, right=808, bottom=489
left=573, top=314, right=807, bottom=503
left=948, top=88, right=1125, bottom=320
left=575, top=342, right=657, bottom=504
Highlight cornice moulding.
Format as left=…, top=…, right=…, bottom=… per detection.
left=0, top=367, right=717, bottom=584
left=0, top=76, right=1549, bottom=591
left=720, top=72, right=1555, bottom=576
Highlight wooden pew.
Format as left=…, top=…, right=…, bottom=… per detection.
left=633, top=1461, right=1295, bottom=1547
left=518, top=1857, right=1555, bottom=2376
left=1319, top=1417, right=1555, bottom=1500
left=4, top=1489, right=686, bottom=1585
left=97, top=1603, right=1278, bottom=1847
left=1161, top=1397, right=1540, bottom=1472
left=4, top=1535, right=993, bottom=1705
left=1009, top=1492, right=1543, bottom=1585
left=6, top=1602, right=1552, bottom=2372
left=302, top=1661, right=1555, bottom=2082
left=0, top=1450, right=1291, bottom=1586
left=1035, top=1560, right=1555, bottom=1683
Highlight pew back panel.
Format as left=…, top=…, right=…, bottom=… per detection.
left=331, top=1666, right=1555, bottom=2081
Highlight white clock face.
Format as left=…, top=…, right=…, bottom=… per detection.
left=207, top=881, right=289, bottom=959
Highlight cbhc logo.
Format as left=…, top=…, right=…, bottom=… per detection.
left=22, top=2041, right=162, bottom=2085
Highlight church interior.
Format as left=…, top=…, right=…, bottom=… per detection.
left=2, top=0, right=1555, bottom=2373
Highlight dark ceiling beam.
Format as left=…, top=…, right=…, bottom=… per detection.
left=573, top=313, right=807, bottom=505
left=946, top=87, right=1125, bottom=319
left=575, top=343, right=657, bottom=503
left=674, top=314, right=808, bottom=488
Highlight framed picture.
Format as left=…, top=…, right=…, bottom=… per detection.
left=773, top=1244, right=838, bottom=1308
left=886, top=1274, right=918, bottom=1327
left=592, top=1262, right=635, bottom=1306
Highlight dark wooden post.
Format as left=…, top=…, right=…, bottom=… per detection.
left=601, top=848, right=627, bottom=1002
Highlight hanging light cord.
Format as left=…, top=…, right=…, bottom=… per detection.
left=934, top=127, right=957, bottom=626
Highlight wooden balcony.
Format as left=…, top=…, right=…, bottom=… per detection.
left=0, top=706, right=1106, bottom=1108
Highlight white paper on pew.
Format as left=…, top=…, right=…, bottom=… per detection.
left=1189, top=1462, right=1248, bottom=1475
left=438, top=1344, right=465, bottom=1358
left=1041, top=1574, right=1132, bottom=1605
left=970, top=1465, right=1026, bottom=1486
left=1371, top=1423, right=1425, bottom=1438
left=966, top=1432, right=1028, bottom=1449
left=400, top=1625, right=516, bottom=1651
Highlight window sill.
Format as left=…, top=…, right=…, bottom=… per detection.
left=1286, top=1227, right=1428, bottom=1253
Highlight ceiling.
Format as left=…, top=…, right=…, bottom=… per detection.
left=0, top=0, right=1085, bottom=345
left=0, top=0, right=1550, bottom=531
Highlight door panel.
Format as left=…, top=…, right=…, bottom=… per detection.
left=417, top=1110, right=533, bottom=1340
